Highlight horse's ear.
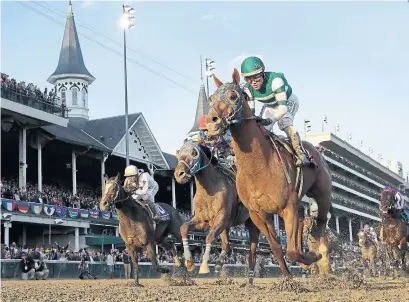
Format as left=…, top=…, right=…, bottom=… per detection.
left=232, top=68, right=240, bottom=86
left=115, top=172, right=120, bottom=181
left=213, top=74, right=223, bottom=88
left=104, top=174, right=109, bottom=184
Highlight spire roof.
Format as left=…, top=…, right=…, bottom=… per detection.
left=189, top=79, right=209, bottom=133
left=47, top=1, right=95, bottom=85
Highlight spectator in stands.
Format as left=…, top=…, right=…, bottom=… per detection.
left=20, top=252, right=35, bottom=280
left=35, top=259, right=49, bottom=280
left=122, top=249, right=131, bottom=279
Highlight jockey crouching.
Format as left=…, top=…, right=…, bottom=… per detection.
left=240, top=56, right=311, bottom=167
left=123, top=165, right=160, bottom=222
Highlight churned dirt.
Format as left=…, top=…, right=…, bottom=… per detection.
left=1, top=276, right=408, bottom=302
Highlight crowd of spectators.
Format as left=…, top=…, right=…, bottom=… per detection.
left=1, top=73, right=64, bottom=111
left=1, top=177, right=101, bottom=210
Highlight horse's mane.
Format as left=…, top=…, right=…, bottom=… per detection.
left=199, top=144, right=219, bottom=166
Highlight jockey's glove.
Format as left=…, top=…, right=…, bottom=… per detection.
left=258, top=118, right=274, bottom=126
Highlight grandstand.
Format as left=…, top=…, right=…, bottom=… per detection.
left=303, top=132, right=409, bottom=241
left=1, top=1, right=408, bottom=269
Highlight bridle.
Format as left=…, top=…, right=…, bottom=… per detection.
left=104, top=179, right=129, bottom=205
left=177, top=141, right=212, bottom=176
left=208, top=83, right=260, bottom=134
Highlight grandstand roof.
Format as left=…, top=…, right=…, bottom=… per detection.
left=42, top=124, right=111, bottom=153
left=163, top=152, right=178, bottom=170
left=83, top=113, right=141, bottom=149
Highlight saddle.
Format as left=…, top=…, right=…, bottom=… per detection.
left=261, top=128, right=317, bottom=198
left=133, top=198, right=170, bottom=223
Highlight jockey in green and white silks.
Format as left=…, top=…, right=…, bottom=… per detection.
left=241, top=56, right=311, bottom=167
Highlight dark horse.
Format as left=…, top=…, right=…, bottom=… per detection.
left=100, top=173, right=184, bottom=286
left=379, top=187, right=408, bottom=272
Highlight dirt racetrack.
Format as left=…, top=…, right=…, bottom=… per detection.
left=1, top=276, right=408, bottom=302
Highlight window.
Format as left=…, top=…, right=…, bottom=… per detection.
left=61, top=88, right=66, bottom=105
left=82, top=89, right=86, bottom=107
left=72, top=88, right=78, bottom=105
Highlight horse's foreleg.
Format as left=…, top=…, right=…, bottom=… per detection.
left=159, top=238, right=181, bottom=268
left=146, top=242, right=169, bottom=275
left=283, top=203, right=321, bottom=266
left=215, top=229, right=230, bottom=273
left=199, top=219, right=227, bottom=274
left=180, top=217, right=202, bottom=272
left=130, top=247, right=142, bottom=287
left=248, top=211, right=290, bottom=278
left=245, top=219, right=260, bottom=286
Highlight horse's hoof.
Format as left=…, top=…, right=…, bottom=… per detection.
left=199, top=263, right=210, bottom=274
left=185, top=260, right=195, bottom=272
left=134, top=282, right=144, bottom=287
left=215, top=264, right=222, bottom=273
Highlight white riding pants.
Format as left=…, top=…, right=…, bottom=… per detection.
left=260, top=93, right=299, bottom=132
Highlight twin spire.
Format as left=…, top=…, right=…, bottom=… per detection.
left=47, top=1, right=95, bottom=85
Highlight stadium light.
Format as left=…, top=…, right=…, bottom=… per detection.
left=121, top=3, right=135, bottom=167
left=304, top=119, right=311, bottom=140
left=321, top=115, right=327, bottom=132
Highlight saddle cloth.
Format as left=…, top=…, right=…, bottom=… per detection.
left=154, top=204, right=170, bottom=222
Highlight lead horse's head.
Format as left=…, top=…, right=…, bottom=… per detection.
left=205, top=69, right=249, bottom=137
left=379, top=186, right=396, bottom=215
left=100, top=173, right=128, bottom=211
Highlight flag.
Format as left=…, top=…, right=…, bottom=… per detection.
left=30, top=202, right=43, bottom=215
left=43, top=204, right=55, bottom=216
left=2, top=199, right=16, bottom=212
left=80, top=209, right=89, bottom=218
left=55, top=206, right=67, bottom=217
left=17, top=202, right=30, bottom=213
left=68, top=208, right=79, bottom=219
left=89, top=210, right=99, bottom=219
left=101, top=211, right=111, bottom=219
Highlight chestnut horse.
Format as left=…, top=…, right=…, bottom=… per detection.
left=379, top=187, right=408, bottom=272
left=174, top=140, right=260, bottom=283
left=205, top=69, right=333, bottom=278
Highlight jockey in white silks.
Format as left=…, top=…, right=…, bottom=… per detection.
left=123, top=165, right=160, bottom=222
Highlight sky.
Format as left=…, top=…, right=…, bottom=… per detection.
left=1, top=1, right=408, bottom=178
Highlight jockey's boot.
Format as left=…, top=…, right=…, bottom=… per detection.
left=145, top=200, right=161, bottom=222
left=285, top=126, right=311, bottom=167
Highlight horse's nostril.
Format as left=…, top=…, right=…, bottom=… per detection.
left=212, top=116, right=219, bottom=123
left=178, top=171, right=185, bottom=178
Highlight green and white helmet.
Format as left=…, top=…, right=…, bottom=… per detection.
left=241, top=56, right=265, bottom=78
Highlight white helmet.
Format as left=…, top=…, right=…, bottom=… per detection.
left=124, top=165, right=138, bottom=177
left=310, top=201, right=318, bottom=212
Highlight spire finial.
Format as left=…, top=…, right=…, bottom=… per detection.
left=68, top=1, right=73, bottom=16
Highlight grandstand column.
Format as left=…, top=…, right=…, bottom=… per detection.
left=335, top=216, right=340, bottom=234
left=359, top=220, right=363, bottom=230
left=101, top=157, right=106, bottom=188
left=190, top=182, right=194, bottom=215
left=18, top=127, right=27, bottom=190
left=75, top=227, right=79, bottom=251
left=37, top=138, right=42, bottom=192
left=172, top=178, right=176, bottom=208
left=22, top=224, right=27, bottom=246
left=72, top=150, right=77, bottom=195
left=115, top=227, right=119, bottom=237
left=3, top=222, right=11, bottom=247
left=348, top=218, right=353, bottom=242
